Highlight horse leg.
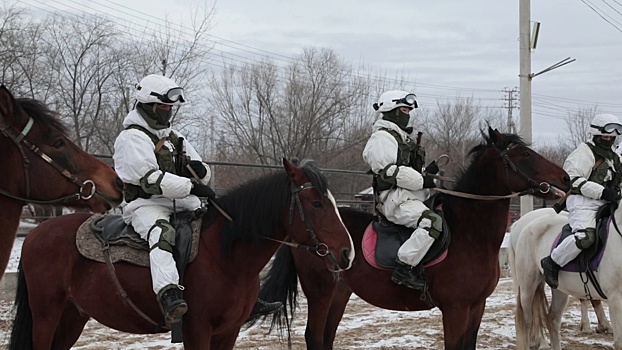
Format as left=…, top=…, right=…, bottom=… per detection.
left=209, top=330, right=240, bottom=350
left=547, top=289, right=569, bottom=350
left=591, top=299, right=613, bottom=334
left=322, top=281, right=353, bottom=350
left=607, top=294, right=622, bottom=350
left=441, top=307, right=471, bottom=350
left=463, top=301, right=486, bottom=350
left=579, top=298, right=591, bottom=333
left=51, top=303, right=90, bottom=349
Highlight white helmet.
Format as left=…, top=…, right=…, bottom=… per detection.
left=372, top=90, right=418, bottom=113
left=589, top=113, right=622, bottom=136
left=135, top=74, right=185, bottom=106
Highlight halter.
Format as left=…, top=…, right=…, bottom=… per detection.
left=497, top=142, right=552, bottom=195
left=0, top=112, right=104, bottom=205
left=266, top=181, right=342, bottom=269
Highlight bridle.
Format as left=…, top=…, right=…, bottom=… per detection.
left=0, top=111, right=104, bottom=205
left=434, top=142, right=554, bottom=200
left=497, top=142, right=552, bottom=195
left=265, top=181, right=343, bottom=270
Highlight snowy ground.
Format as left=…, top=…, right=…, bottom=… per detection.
left=1, top=237, right=615, bottom=349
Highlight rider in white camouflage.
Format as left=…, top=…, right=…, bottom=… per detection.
left=363, top=90, right=441, bottom=291
left=542, top=113, right=622, bottom=289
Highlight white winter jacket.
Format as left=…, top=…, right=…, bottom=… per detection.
left=362, top=119, right=429, bottom=217
left=113, top=109, right=210, bottom=204
left=564, top=140, right=619, bottom=213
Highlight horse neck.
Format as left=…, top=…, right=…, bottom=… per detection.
left=0, top=198, right=24, bottom=272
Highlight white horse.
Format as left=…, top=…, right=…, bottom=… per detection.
left=509, top=207, right=621, bottom=350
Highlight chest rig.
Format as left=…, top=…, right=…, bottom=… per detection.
left=374, top=128, right=426, bottom=191
left=585, top=143, right=622, bottom=188
left=122, top=125, right=191, bottom=202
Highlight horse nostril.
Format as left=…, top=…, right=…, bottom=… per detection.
left=340, top=248, right=351, bottom=265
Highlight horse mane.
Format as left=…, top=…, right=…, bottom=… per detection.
left=14, top=98, right=68, bottom=135
left=452, top=130, right=526, bottom=192
left=212, top=159, right=329, bottom=255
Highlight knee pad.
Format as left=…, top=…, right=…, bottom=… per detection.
left=574, top=228, right=596, bottom=250
left=148, top=219, right=176, bottom=253
left=418, top=210, right=442, bottom=239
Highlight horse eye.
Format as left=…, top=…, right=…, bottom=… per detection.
left=53, top=139, right=66, bottom=149
left=312, top=201, right=322, bottom=208
left=522, top=151, right=530, bottom=157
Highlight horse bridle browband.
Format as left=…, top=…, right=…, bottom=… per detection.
left=0, top=112, right=102, bottom=205
left=265, top=181, right=343, bottom=269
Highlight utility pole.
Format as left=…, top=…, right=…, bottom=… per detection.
left=519, top=0, right=533, bottom=215
left=502, top=87, right=518, bottom=133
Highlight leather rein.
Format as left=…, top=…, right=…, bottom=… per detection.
left=264, top=181, right=344, bottom=270
left=0, top=111, right=101, bottom=205
left=434, top=142, right=554, bottom=200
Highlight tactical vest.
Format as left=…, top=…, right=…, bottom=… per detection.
left=375, top=128, right=426, bottom=191
left=584, top=143, right=622, bottom=188
left=122, top=125, right=190, bottom=202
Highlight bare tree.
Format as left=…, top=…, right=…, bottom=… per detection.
left=561, top=105, right=600, bottom=149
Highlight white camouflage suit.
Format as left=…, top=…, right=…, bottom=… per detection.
left=363, top=119, right=433, bottom=267
left=551, top=140, right=620, bottom=266
left=113, top=110, right=210, bottom=294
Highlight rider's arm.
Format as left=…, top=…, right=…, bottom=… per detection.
left=363, top=130, right=425, bottom=191
left=113, top=130, right=193, bottom=199
left=563, top=143, right=604, bottom=200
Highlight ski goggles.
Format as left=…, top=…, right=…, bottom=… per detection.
left=150, top=87, right=185, bottom=104
left=393, top=93, right=418, bottom=108
left=592, top=123, right=622, bottom=135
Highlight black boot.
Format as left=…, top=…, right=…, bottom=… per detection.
left=248, top=298, right=283, bottom=318
left=391, top=262, right=426, bottom=291
left=158, top=284, right=188, bottom=326
left=541, top=256, right=560, bottom=289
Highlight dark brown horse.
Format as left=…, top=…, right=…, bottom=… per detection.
left=9, top=159, right=354, bottom=350
left=0, top=85, right=122, bottom=278
left=257, top=128, right=571, bottom=350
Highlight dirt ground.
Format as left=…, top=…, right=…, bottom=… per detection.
left=0, top=277, right=615, bottom=349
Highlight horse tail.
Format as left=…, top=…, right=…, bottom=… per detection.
left=244, top=245, right=299, bottom=344
left=514, top=287, right=529, bottom=349
left=531, top=282, right=549, bottom=346
left=9, top=261, right=34, bottom=350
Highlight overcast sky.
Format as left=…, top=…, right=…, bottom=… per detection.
left=19, top=0, right=622, bottom=144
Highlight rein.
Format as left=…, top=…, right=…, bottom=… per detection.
left=0, top=113, right=107, bottom=205
left=265, top=181, right=342, bottom=269
left=433, top=142, right=553, bottom=201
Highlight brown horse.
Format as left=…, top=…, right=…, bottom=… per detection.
left=0, top=85, right=122, bottom=278
left=257, top=128, right=571, bottom=350
left=9, top=159, right=354, bottom=350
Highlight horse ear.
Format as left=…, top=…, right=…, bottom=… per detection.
left=0, top=85, right=17, bottom=120
left=283, top=158, right=306, bottom=185
left=487, top=126, right=501, bottom=145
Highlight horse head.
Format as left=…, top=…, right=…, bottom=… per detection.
left=0, top=85, right=122, bottom=212
left=283, top=158, right=354, bottom=272
left=480, top=126, right=570, bottom=199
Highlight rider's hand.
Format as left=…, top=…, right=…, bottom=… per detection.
left=190, top=183, right=216, bottom=200
left=601, top=187, right=621, bottom=202
left=425, top=161, right=439, bottom=175
left=422, top=175, right=436, bottom=189
left=187, top=160, right=208, bottom=179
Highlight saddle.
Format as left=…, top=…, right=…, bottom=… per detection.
left=362, top=194, right=451, bottom=270
left=76, top=209, right=204, bottom=272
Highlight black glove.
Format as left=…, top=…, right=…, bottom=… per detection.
left=190, top=183, right=216, bottom=200
left=423, top=175, right=436, bottom=189
left=425, top=161, right=439, bottom=175
left=186, top=160, right=207, bottom=179
left=601, top=187, right=621, bottom=202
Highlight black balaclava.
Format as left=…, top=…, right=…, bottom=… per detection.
left=136, top=102, right=172, bottom=130
left=382, top=108, right=413, bottom=133
left=592, top=135, right=617, bottom=159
